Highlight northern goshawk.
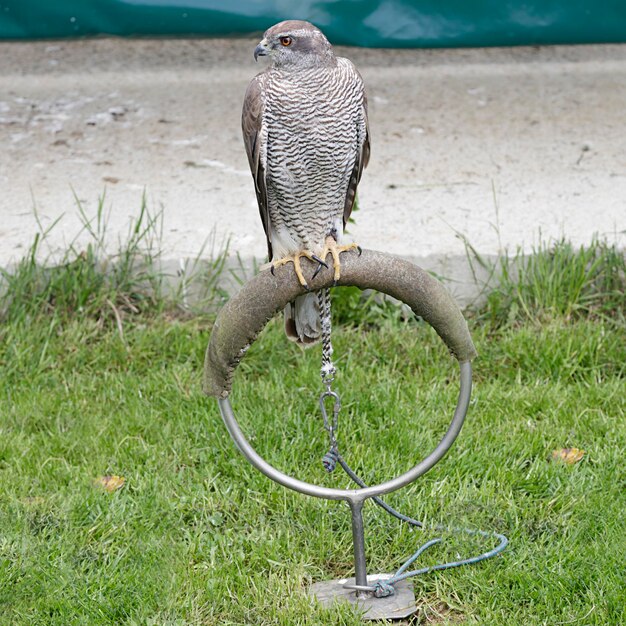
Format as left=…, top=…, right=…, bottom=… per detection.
left=242, top=20, right=370, bottom=344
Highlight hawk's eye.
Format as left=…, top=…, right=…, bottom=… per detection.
left=279, top=36, right=293, bottom=47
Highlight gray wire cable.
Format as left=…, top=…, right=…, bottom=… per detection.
left=317, top=289, right=508, bottom=597
left=336, top=450, right=509, bottom=597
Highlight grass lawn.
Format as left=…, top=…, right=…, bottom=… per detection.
left=0, top=308, right=624, bottom=624
left=0, top=233, right=624, bottom=624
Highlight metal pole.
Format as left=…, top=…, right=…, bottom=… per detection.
left=349, top=499, right=369, bottom=598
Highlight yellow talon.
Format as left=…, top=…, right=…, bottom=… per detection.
left=320, top=237, right=360, bottom=282
left=269, top=240, right=358, bottom=286
left=271, top=250, right=319, bottom=288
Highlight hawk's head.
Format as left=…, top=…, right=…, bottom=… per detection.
left=254, top=20, right=335, bottom=69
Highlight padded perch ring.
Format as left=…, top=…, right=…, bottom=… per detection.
left=204, top=248, right=477, bottom=503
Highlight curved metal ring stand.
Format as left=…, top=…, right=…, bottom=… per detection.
left=204, top=249, right=478, bottom=620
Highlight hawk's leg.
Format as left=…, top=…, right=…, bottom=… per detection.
left=271, top=250, right=328, bottom=289
left=320, top=236, right=361, bottom=283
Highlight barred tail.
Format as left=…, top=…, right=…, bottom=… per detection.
left=284, top=291, right=321, bottom=346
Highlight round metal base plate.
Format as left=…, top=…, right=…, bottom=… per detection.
left=309, top=573, right=417, bottom=621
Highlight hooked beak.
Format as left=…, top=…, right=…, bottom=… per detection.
left=254, top=40, right=269, bottom=62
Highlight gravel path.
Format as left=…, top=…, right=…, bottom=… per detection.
left=1, top=38, right=624, bottom=301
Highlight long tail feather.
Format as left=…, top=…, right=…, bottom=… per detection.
left=284, top=291, right=322, bottom=346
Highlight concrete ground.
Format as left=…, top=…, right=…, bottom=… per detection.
left=1, top=38, right=624, bottom=303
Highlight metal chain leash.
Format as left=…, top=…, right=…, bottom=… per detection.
left=315, top=286, right=508, bottom=597
left=317, top=288, right=341, bottom=473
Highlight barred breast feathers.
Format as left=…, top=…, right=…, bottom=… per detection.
left=259, top=60, right=368, bottom=249
left=243, top=52, right=369, bottom=257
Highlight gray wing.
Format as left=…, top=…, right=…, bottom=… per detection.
left=343, top=87, right=371, bottom=230
left=242, top=75, right=272, bottom=260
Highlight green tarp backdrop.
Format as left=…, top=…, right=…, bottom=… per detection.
left=1, top=0, right=625, bottom=47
